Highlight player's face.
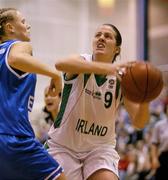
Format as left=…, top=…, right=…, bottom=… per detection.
left=44, top=87, right=61, bottom=113
left=92, top=25, right=119, bottom=63
left=9, top=11, right=31, bottom=41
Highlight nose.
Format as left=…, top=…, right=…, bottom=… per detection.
left=45, top=95, right=51, bottom=100
left=98, top=34, right=105, bottom=41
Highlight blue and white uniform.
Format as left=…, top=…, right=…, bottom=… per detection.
left=0, top=40, right=63, bottom=180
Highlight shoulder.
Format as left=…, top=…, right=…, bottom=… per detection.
left=10, top=41, right=33, bottom=55
left=80, top=53, right=92, bottom=62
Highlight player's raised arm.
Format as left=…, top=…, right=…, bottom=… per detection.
left=8, top=41, right=61, bottom=80
left=55, top=55, right=131, bottom=78
left=55, top=55, right=116, bottom=75
left=124, top=98, right=150, bottom=129
left=120, top=61, right=163, bottom=129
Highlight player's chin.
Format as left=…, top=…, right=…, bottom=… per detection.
left=22, top=34, right=31, bottom=42
left=25, top=36, right=31, bottom=42
left=46, top=106, right=55, bottom=112
left=20, top=37, right=30, bottom=42
left=94, top=50, right=106, bottom=56
left=95, top=48, right=105, bottom=53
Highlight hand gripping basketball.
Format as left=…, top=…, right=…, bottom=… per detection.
left=120, top=61, right=163, bottom=103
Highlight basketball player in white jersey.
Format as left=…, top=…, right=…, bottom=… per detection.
left=47, top=24, right=150, bottom=180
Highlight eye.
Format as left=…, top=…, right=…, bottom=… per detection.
left=95, top=32, right=101, bottom=38
left=104, top=33, right=113, bottom=39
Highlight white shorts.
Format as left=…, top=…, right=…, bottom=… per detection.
left=47, top=140, right=120, bottom=180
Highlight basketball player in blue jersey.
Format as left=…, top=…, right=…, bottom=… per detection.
left=0, top=8, right=66, bottom=180
left=47, top=24, right=151, bottom=180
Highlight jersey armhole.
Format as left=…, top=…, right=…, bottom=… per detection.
left=5, top=41, right=29, bottom=79
left=63, top=73, right=78, bottom=82
left=63, top=53, right=92, bottom=84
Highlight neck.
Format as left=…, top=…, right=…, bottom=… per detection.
left=1, top=36, right=15, bottom=43
left=93, top=54, right=114, bottom=63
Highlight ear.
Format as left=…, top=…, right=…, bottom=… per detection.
left=5, top=22, right=15, bottom=33
left=115, top=47, right=120, bottom=55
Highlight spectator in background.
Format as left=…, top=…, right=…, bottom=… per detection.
left=135, top=140, right=151, bottom=180
left=151, top=97, right=168, bottom=180
left=30, top=85, right=62, bottom=143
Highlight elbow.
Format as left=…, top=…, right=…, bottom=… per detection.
left=55, top=61, right=65, bottom=71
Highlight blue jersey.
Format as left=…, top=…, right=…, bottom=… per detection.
left=0, top=40, right=36, bottom=137
left=0, top=40, right=64, bottom=179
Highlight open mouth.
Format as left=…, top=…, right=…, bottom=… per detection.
left=46, top=102, right=53, bottom=107
left=97, top=43, right=105, bottom=49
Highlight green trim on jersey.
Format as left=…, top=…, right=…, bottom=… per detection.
left=115, top=78, right=121, bottom=100
left=43, top=141, right=49, bottom=149
left=64, top=73, right=78, bottom=81
left=84, top=74, right=91, bottom=88
left=54, top=83, right=72, bottom=128
left=84, top=74, right=107, bottom=88
left=95, top=75, right=107, bottom=86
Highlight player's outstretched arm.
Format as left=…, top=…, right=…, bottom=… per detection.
left=123, top=97, right=150, bottom=129
left=8, top=41, right=61, bottom=80
left=55, top=55, right=126, bottom=75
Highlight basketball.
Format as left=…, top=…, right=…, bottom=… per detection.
left=121, top=61, right=163, bottom=103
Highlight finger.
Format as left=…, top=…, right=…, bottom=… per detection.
left=50, top=79, right=57, bottom=91
left=116, top=68, right=124, bottom=81
left=48, top=79, right=57, bottom=96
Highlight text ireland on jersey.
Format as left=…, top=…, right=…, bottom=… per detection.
left=75, top=119, right=108, bottom=136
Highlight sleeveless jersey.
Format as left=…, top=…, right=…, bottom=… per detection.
left=0, top=40, right=36, bottom=137
left=49, top=54, right=122, bottom=152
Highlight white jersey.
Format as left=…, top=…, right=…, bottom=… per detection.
left=48, top=54, right=122, bottom=152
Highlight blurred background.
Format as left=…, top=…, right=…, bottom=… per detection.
left=1, top=0, right=167, bottom=106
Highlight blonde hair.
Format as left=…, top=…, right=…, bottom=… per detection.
left=0, top=8, right=17, bottom=39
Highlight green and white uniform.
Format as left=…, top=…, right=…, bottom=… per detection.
left=48, top=54, right=122, bottom=179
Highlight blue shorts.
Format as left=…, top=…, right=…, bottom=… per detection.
left=0, top=134, right=63, bottom=180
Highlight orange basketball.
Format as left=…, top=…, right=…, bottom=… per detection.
left=121, top=61, right=163, bottom=103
